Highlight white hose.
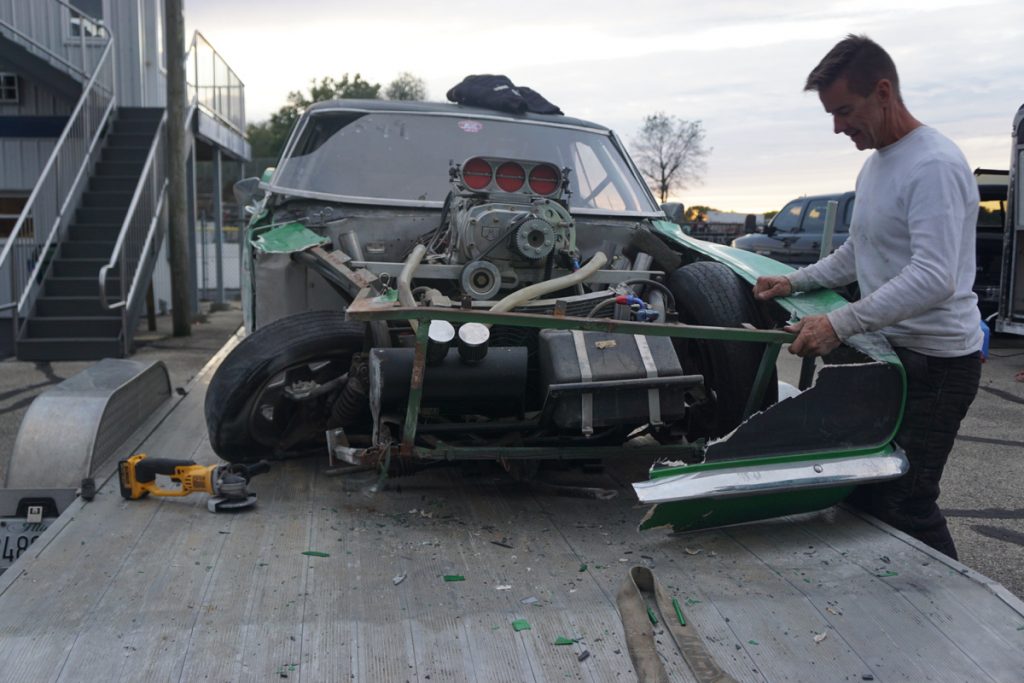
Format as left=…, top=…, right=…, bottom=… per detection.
left=489, top=251, right=608, bottom=314
left=398, top=244, right=427, bottom=331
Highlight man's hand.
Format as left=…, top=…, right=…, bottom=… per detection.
left=753, top=276, right=793, bottom=301
left=785, top=315, right=841, bottom=358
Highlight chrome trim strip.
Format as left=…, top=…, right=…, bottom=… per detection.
left=632, top=449, right=909, bottom=505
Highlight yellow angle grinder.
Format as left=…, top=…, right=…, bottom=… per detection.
left=118, top=453, right=270, bottom=512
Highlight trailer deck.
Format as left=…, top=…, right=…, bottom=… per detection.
left=1, top=338, right=1022, bottom=682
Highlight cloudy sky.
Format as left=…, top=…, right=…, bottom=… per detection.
left=186, top=0, right=1024, bottom=213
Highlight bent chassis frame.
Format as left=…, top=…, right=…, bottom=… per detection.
left=335, top=222, right=907, bottom=531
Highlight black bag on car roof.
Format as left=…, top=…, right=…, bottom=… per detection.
left=446, top=75, right=563, bottom=115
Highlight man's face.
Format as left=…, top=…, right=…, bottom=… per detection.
left=819, top=76, right=888, bottom=150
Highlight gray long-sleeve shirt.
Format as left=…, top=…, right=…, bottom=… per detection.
left=786, top=126, right=983, bottom=357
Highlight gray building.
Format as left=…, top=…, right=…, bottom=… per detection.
left=0, top=0, right=248, bottom=360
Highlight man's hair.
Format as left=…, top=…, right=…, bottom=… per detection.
left=805, top=34, right=901, bottom=99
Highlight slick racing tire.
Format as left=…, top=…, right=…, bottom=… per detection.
left=668, top=261, right=778, bottom=439
left=205, top=311, right=367, bottom=463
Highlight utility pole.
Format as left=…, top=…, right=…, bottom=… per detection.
left=166, top=0, right=190, bottom=336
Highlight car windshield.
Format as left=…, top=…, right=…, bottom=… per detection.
left=269, top=110, right=659, bottom=215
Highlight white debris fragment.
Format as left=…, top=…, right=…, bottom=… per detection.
left=393, top=573, right=407, bottom=586
left=813, top=632, right=828, bottom=643
left=495, top=585, right=512, bottom=591
left=684, top=547, right=702, bottom=555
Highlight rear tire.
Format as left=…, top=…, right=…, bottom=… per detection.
left=205, top=311, right=367, bottom=463
left=668, top=261, right=778, bottom=438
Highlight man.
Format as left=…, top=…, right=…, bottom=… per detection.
left=754, top=35, right=982, bottom=559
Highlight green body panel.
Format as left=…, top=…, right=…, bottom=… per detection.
left=638, top=485, right=855, bottom=532
left=251, top=222, right=329, bottom=254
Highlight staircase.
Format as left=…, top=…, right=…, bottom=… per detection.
left=16, top=108, right=164, bottom=361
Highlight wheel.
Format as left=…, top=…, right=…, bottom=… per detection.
left=205, top=311, right=367, bottom=463
left=668, top=261, right=778, bottom=439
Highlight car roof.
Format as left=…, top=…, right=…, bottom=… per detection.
left=305, top=99, right=610, bottom=133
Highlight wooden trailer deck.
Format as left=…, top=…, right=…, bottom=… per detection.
left=1, top=340, right=1022, bottom=682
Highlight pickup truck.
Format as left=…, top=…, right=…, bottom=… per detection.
left=733, top=172, right=1007, bottom=315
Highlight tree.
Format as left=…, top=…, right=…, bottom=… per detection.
left=685, top=205, right=716, bottom=221
left=631, top=114, right=710, bottom=204
left=386, top=72, right=427, bottom=101
left=246, top=74, right=383, bottom=159
left=763, top=209, right=779, bottom=222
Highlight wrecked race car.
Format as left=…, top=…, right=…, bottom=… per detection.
left=206, top=98, right=908, bottom=531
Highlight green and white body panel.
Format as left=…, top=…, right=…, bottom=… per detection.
left=638, top=222, right=907, bottom=532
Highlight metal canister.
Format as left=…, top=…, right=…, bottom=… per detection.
left=426, top=320, right=456, bottom=366
left=457, top=322, right=490, bottom=364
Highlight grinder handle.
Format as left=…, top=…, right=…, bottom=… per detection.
left=133, top=457, right=197, bottom=483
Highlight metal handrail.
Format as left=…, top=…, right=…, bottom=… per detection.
left=99, top=111, right=167, bottom=310
left=0, top=35, right=114, bottom=324
left=186, top=30, right=246, bottom=135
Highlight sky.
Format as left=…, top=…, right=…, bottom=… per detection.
left=185, top=0, right=1024, bottom=214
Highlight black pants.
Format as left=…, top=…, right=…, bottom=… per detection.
left=848, top=347, right=981, bottom=559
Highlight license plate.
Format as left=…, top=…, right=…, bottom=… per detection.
left=0, top=519, right=51, bottom=572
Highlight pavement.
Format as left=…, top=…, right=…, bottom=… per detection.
left=1, top=305, right=1023, bottom=599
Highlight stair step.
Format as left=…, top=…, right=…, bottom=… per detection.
left=16, top=337, right=124, bottom=361
left=61, top=241, right=114, bottom=259
left=89, top=176, right=138, bottom=193
left=26, top=316, right=122, bottom=337
left=102, top=146, right=148, bottom=163
left=67, top=223, right=121, bottom=241
left=95, top=160, right=144, bottom=177
left=80, top=191, right=134, bottom=208
left=111, top=121, right=160, bottom=137
left=45, top=276, right=120, bottom=297
left=118, top=107, right=164, bottom=120
left=75, top=206, right=127, bottom=225
left=51, top=258, right=106, bottom=278
left=107, top=134, right=154, bottom=148
left=34, top=296, right=118, bottom=317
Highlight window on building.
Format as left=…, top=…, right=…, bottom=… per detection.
left=0, top=74, right=18, bottom=104
left=0, top=195, right=30, bottom=239
left=68, top=0, right=104, bottom=39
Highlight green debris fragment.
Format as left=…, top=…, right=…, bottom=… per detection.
left=647, top=607, right=659, bottom=625
left=443, top=574, right=466, bottom=582
left=671, top=597, right=686, bottom=626
left=685, top=597, right=702, bottom=606
left=252, top=222, right=328, bottom=254
left=875, top=570, right=899, bottom=578
left=748, top=640, right=759, bottom=645
left=374, top=287, right=400, bottom=303
left=578, top=563, right=588, bottom=572
left=554, top=637, right=578, bottom=646
left=302, top=551, right=330, bottom=558
left=512, top=619, right=531, bottom=632
left=275, top=663, right=299, bottom=677
left=1017, top=625, right=1024, bottom=631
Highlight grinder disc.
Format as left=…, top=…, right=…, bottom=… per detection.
left=207, top=494, right=258, bottom=512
